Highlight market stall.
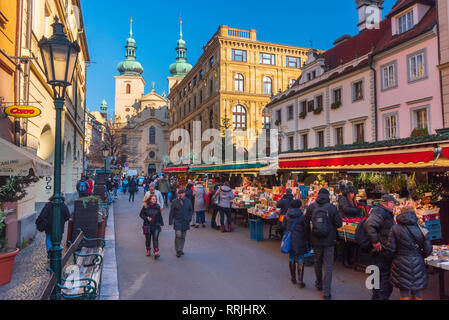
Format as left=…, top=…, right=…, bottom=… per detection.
left=425, top=245, right=449, bottom=300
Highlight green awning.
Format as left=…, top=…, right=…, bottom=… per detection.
left=189, top=162, right=265, bottom=172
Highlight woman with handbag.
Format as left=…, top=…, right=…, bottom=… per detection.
left=386, top=206, right=433, bottom=300
left=140, top=194, right=164, bottom=259
left=281, top=200, right=308, bottom=288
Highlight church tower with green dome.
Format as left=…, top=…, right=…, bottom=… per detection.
left=168, top=19, right=192, bottom=93
left=114, top=18, right=146, bottom=124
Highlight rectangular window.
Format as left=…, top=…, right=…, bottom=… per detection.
left=352, top=81, right=364, bottom=101
left=384, top=114, right=398, bottom=140
left=199, top=91, right=203, bottom=104
left=276, top=109, right=282, bottom=124
left=317, top=131, right=325, bottom=148
left=121, top=134, right=127, bottom=145
left=288, top=136, right=294, bottom=151
left=301, top=101, right=307, bottom=113
left=260, top=52, right=275, bottom=65
left=354, top=123, right=365, bottom=143
left=333, top=88, right=342, bottom=103
left=301, top=134, right=308, bottom=150
left=335, top=127, right=344, bottom=145
left=232, top=49, right=247, bottom=62
left=398, top=10, right=414, bottom=34
left=413, top=108, right=428, bottom=130
left=287, top=105, right=293, bottom=120
left=382, top=63, right=396, bottom=89
left=408, top=51, right=426, bottom=82
left=316, top=95, right=323, bottom=108
left=307, top=100, right=315, bottom=112
left=286, top=56, right=301, bottom=68
left=193, top=96, right=197, bottom=108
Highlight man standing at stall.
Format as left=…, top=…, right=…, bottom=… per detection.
left=305, top=188, right=342, bottom=300
left=364, top=194, right=399, bottom=300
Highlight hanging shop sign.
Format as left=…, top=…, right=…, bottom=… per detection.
left=5, top=105, right=41, bottom=118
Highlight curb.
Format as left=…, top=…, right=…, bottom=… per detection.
left=99, top=204, right=120, bottom=300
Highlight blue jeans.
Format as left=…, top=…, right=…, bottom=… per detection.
left=289, top=253, right=305, bottom=263
left=113, top=188, right=118, bottom=197
left=196, top=211, right=205, bottom=224
left=46, top=234, right=52, bottom=252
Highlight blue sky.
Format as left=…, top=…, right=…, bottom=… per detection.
left=82, top=0, right=395, bottom=119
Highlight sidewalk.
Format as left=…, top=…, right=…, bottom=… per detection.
left=0, top=202, right=74, bottom=300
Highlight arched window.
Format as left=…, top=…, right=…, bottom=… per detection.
left=263, top=77, right=272, bottom=94
left=149, top=126, right=156, bottom=144
left=126, top=84, right=131, bottom=94
left=262, top=107, right=271, bottom=129
left=235, top=74, right=244, bottom=92
left=232, top=105, right=247, bottom=130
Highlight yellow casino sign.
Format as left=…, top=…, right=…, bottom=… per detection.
left=5, top=105, right=41, bottom=118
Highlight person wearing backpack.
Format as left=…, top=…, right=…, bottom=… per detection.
left=386, top=206, right=433, bottom=300
left=364, top=194, right=398, bottom=300
left=282, top=200, right=308, bottom=288
left=35, top=195, right=71, bottom=258
left=76, top=176, right=89, bottom=198
left=305, top=188, right=342, bottom=300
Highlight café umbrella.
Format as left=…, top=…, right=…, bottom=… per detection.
left=0, top=137, right=53, bottom=176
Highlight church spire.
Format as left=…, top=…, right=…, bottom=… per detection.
left=179, top=16, right=183, bottom=40
left=117, top=18, right=144, bottom=76
left=169, top=19, right=192, bottom=77
left=130, top=17, right=133, bottom=38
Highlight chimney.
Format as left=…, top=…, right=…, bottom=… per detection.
left=356, top=0, right=384, bottom=32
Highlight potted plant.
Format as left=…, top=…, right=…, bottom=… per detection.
left=274, top=119, right=281, bottom=127
left=313, top=106, right=323, bottom=115
left=299, top=111, right=307, bottom=119
left=331, top=101, right=341, bottom=110
left=0, top=175, right=39, bottom=285
left=411, top=128, right=428, bottom=137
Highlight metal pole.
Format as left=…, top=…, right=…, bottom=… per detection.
left=50, top=97, right=65, bottom=299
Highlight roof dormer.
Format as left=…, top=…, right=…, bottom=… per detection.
left=388, top=0, right=433, bottom=36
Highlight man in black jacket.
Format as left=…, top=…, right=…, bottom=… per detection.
left=169, top=189, right=193, bottom=257
left=277, top=188, right=294, bottom=215
left=364, top=194, right=398, bottom=300
left=305, top=188, right=342, bottom=300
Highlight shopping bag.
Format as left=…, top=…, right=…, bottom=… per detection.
left=280, top=217, right=298, bottom=254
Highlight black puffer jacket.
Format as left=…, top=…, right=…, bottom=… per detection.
left=139, top=203, right=164, bottom=231
left=338, top=195, right=360, bottom=218
left=277, top=194, right=294, bottom=215
left=387, top=212, right=433, bottom=291
left=282, top=208, right=308, bottom=256
left=364, top=204, right=395, bottom=252
left=305, top=193, right=342, bottom=247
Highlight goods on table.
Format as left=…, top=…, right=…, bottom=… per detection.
left=337, top=217, right=367, bottom=240
left=425, top=245, right=449, bottom=270
left=248, top=205, right=280, bottom=219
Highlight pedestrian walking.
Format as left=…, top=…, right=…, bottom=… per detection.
left=386, top=206, right=433, bottom=300
left=185, top=183, right=195, bottom=226
left=305, top=188, right=342, bottom=300
left=193, top=182, right=208, bottom=228
left=140, top=194, right=164, bottom=259
left=337, top=183, right=361, bottom=268
left=86, top=176, right=94, bottom=196
left=35, top=195, right=71, bottom=259
left=158, top=175, right=170, bottom=207
left=143, top=184, right=164, bottom=209
left=169, top=189, right=193, bottom=258
left=364, top=194, right=399, bottom=300
left=128, top=176, right=138, bottom=202
left=122, top=177, right=128, bottom=194
left=113, top=178, right=119, bottom=200
left=212, top=181, right=235, bottom=232
left=76, top=176, right=89, bottom=198
left=282, top=200, right=308, bottom=288
left=210, top=184, right=221, bottom=230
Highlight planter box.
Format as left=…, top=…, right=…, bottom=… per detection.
left=0, top=248, right=19, bottom=286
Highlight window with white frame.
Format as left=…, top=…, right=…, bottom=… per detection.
left=276, top=109, right=282, bottom=124
left=232, top=49, right=247, bottom=62
left=408, top=50, right=426, bottom=82
left=260, top=53, right=275, bottom=65
left=398, top=10, right=414, bottom=34
left=234, top=74, right=244, bottom=92
left=354, top=123, right=365, bottom=143
left=412, top=107, right=428, bottom=130
left=287, top=105, right=293, bottom=120
left=233, top=105, right=247, bottom=130
left=384, top=113, right=398, bottom=140
left=288, top=136, right=295, bottom=151
left=381, top=62, right=397, bottom=90
left=352, top=80, right=364, bottom=101
left=263, top=76, right=272, bottom=94
left=335, top=127, right=344, bottom=145
left=262, top=107, right=270, bottom=129
left=317, top=131, right=325, bottom=148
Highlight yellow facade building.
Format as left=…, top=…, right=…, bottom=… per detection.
left=168, top=25, right=314, bottom=161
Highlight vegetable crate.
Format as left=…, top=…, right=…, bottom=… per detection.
left=250, top=219, right=264, bottom=242
left=428, top=229, right=442, bottom=241
left=425, top=220, right=441, bottom=232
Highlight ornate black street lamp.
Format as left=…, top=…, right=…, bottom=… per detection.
left=38, top=16, right=80, bottom=298
left=102, top=145, right=109, bottom=175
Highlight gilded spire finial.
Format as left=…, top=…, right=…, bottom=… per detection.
left=130, top=16, right=133, bottom=38
left=179, top=14, right=183, bottom=40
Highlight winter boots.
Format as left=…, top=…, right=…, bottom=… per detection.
left=146, top=248, right=151, bottom=256
left=289, top=261, right=297, bottom=284
left=154, top=248, right=160, bottom=260
left=221, top=225, right=226, bottom=232
left=227, top=224, right=232, bottom=232
left=297, top=263, right=306, bottom=288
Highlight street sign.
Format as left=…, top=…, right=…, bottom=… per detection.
left=5, top=105, right=41, bottom=118
left=124, top=162, right=129, bottom=167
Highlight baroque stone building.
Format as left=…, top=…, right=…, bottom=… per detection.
left=167, top=25, right=312, bottom=161
left=114, top=20, right=169, bottom=175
